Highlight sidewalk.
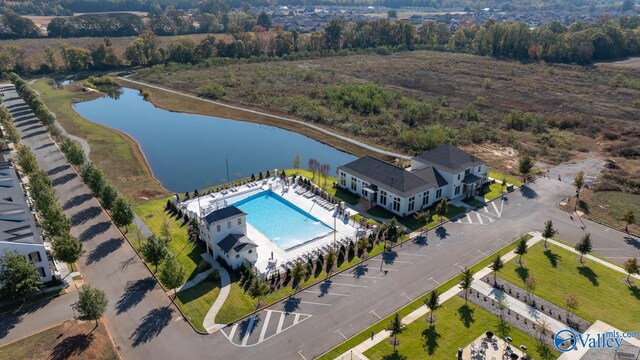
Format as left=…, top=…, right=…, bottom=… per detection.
left=334, top=232, right=543, bottom=360
left=201, top=253, right=231, bottom=333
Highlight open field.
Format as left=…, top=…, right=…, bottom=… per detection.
left=0, top=319, right=119, bottom=360
left=363, top=296, right=555, bottom=360
left=565, top=190, right=640, bottom=235
left=500, top=242, right=640, bottom=332
left=31, top=79, right=167, bottom=202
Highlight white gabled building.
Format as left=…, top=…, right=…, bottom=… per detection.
left=337, top=143, right=488, bottom=217
left=0, top=162, right=55, bottom=283
left=199, top=206, right=257, bottom=270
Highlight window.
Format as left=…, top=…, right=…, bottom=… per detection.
left=436, top=188, right=442, bottom=198
left=237, top=218, right=242, bottom=225
left=457, top=174, right=461, bottom=180
left=393, top=197, right=400, bottom=212
left=465, top=168, right=471, bottom=176
left=422, top=191, right=429, bottom=206
left=216, top=224, right=221, bottom=232
left=236, top=254, right=240, bottom=258
left=379, top=190, right=387, bottom=206
left=351, top=177, right=357, bottom=191
left=455, top=185, right=460, bottom=196
left=340, top=172, right=346, bottom=186
left=227, top=221, right=231, bottom=229
left=206, top=224, right=210, bottom=231
left=478, top=166, right=481, bottom=172
left=408, top=196, right=415, bottom=212
left=361, top=182, right=368, bottom=197
left=248, top=250, right=252, bottom=254
left=38, top=267, right=45, bottom=277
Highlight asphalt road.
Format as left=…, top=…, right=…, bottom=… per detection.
left=1, top=83, right=638, bottom=360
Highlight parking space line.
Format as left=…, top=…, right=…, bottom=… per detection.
left=370, top=310, right=382, bottom=320
left=466, top=213, right=472, bottom=223
left=276, top=312, right=286, bottom=333
left=483, top=207, right=490, bottom=213
left=241, top=315, right=256, bottom=346
left=492, top=201, right=501, bottom=216
left=331, top=282, right=367, bottom=288
left=337, top=273, right=382, bottom=280
left=381, top=268, right=399, bottom=272
left=389, top=260, right=413, bottom=264
left=258, top=310, right=272, bottom=342
left=303, top=290, right=350, bottom=297
left=401, top=292, right=412, bottom=301
left=428, top=277, right=441, bottom=285
left=477, top=249, right=488, bottom=256
left=300, top=300, right=332, bottom=307
left=228, top=323, right=238, bottom=340
left=475, top=213, right=484, bottom=224
left=335, top=329, right=348, bottom=340
left=395, top=252, right=428, bottom=257
left=293, top=313, right=301, bottom=325
left=298, top=350, right=307, bottom=360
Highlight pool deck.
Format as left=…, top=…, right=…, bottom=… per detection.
left=182, top=176, right=363, bottom=275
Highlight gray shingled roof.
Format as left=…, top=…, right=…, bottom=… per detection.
left=203, top=206, right=245, bottom=225
left=410, top=166, right=448, bottom=188
left=0, top=162, right=42, bottom=245
left=413, top=143, right=484, bottom=174
left=338, top=156, right=441, bottom=197
left=218, top=234, right=257, bottom=253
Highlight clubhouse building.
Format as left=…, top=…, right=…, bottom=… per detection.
left=337, top=143, right=488, bottom=217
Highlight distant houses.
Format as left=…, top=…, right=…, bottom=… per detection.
left=337, top=143, right=487, bottom=217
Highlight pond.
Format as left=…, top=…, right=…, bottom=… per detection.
left=73, top=87, right=357, bottom=193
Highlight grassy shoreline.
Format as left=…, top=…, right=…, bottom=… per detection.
left=32, top=79, right=167, bottom=203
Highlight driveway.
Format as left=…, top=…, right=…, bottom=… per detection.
left=2, top=82, right=638, bottom=360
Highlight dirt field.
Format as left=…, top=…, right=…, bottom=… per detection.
left=0, top=319, right=119, bottom=360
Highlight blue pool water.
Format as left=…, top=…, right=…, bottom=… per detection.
left=232, top=190, right=333, bottom=250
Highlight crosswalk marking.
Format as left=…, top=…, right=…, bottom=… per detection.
left=228, top=323, right=238, bottom=340
left=259, top=311, right=272, bottom=342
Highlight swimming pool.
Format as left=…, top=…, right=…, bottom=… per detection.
left=232, top=190, right=333, bottom=250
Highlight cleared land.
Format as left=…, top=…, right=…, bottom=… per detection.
left=564, top=190, right=640, bottom=235
left=500, top=242, right=640, bottom=332
left=363, top=296, right=555, bottom=360
left=0, top=319, right=119, bottom=360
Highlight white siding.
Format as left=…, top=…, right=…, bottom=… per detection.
left=0, top=241, right=53, bottom=282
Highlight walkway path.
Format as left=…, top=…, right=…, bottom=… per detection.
left=334, top=232, right=544, bottom=360
left=119, top=77, right=411, bottom=160
left=202, top=254, right=231, bottom=333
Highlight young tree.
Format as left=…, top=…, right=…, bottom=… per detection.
left=458, top=267, right=473, bottom=303
left=293, top=153, right=301, bottom=174
left=387, top=313, right=404, bottom=353
left=81, top=162, right=106, bottom=196
left=16, top=144, right=39, bottom=175
left=565, top=292, right=579, bottom=318
left=575, top=233, right=592, bottom=263
left=187, top=218, right=200, bottom=243
left=542, top=220, right=557, bottom=248
left=515, top=236, right=528, bottom=267
left=159, top=256, right=186, bottom=298
left=414, top=210, right=431, bottom=235
left=356, top=236, right=368, bottom=261
left=325, top=247, right=337, bottom=277
left=425, top=289, right=440, bottom=324
left=52, top=233, right=84, bottom=265
left=0, top=250, right=42, bottom=301
left=573, top=171, right=584, bottom=211
left=290, top=260, right=307, bottom=291
left=60, top=138, right=86, bottom=166
left=112, top=197, right=134, bottom=230
left=100, top=184, right=118, bottom=210
left=320, top=164, right=331, bottom=187
left=518, top=156, right=534, bottom=184
left=525, top=274, right=537, bottom=301
left=76, top=286, right=108, bottom=327
left=490, top=255, right=504, bottom=284
left=141, top=235, right=168, bottom=272
left=536, top=318, right=550, bottom=343
left=435, top=199, right=448, bottom=226
left=161, top=219, right=171, bottom=241
left=623, top=209, right=635, bottom=233
left=623, top=257, right=639, bottom=283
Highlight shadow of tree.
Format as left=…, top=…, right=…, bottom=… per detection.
left=422, top=325, right=441, bottom=355
left=71, top=206, right=103, bottom=227
left=319, top=279, right=332, bottom=297
left=86, top=237, right=124, bottom=265
left=435, top=226, right=448, bottom=240
left=63, top=193, right=94, bottom=210
left=515, top=267, right=529, bottom=283
left=624, top=237, right=640, bottom=250
left=129, top=306, right=174, bottom=347
left=47, top=164, right=70, bottom=177
left=352, top=263, right=369, bottom=278
left=382, top=352, right=408, bottom=360
left=577, top=266, right=599, bottom=286
left=0, top=311, right=23, bottom=339
left=283, top=296, right=300, bottom=314
left=383, top=250, right=398, bottom=265
left=519, top=186, right=538, bottom=200
left=629, top=285, right=640, bottom=300
left=21, top=129, right=49, bottom=140
left=52, top=173, right=78, bottom=187
left=115, top=277, right=156, bottom=314
left=457, top=304, right=475, bottom=328
left=237, top=314, right=262, bottom=341
left=79, top=221, right=112, bottom=241
left=413, top=235, right=428, bottom=246
left=50, top=333, right=94, bottom=360
left=543, top=250, right=560, bottom=268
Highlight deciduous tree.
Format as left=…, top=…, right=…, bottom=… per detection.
left=0, top=250, right=42, bottom=301
left=76, top=286, right=108, bottom=327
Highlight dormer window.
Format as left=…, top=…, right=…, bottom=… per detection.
left=238, top=218, right=242, bottom=225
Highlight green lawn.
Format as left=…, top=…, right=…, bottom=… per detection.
left=0, top=288, right=66, bottom=314
left=318, top=234, right=532, bottom=360
left=490, top=170, right=524, bottom=187
left=284, top=169, right=359, bottom=205
left=133, top=197, right=204, bottom=284
left=482, top=183, right=504, bottom=201
left=364, top=296, right=556, bottom=360
left=215, top=243, right=386, bottom=324
left=500, top=243, right=640, bottom=332
left=462, top=198, right=485, bottom=208
left=367, top=203, right=466, bottom=231
left=579, top=190, right=640, bottom=235
left=175, top=278, right=221, bottom=333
